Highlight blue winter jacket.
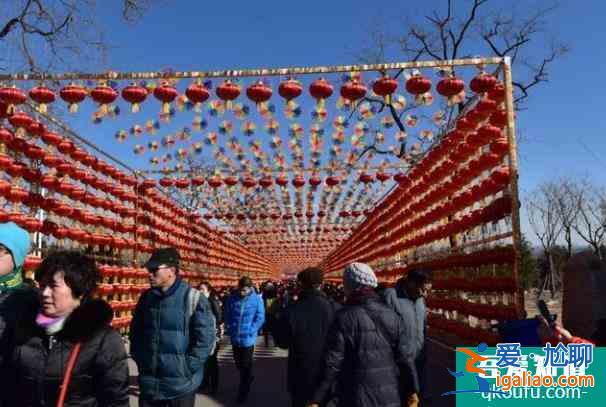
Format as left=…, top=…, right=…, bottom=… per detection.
left=225, top=290, right=265, bottom=347
left=129, top=278, right=216, bottom=400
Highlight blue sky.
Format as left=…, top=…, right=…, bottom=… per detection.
left=6, top=0, right=606, bottom=245
left=100, top=0, right=606, bottom=243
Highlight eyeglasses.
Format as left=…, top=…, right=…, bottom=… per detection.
left=148, top=265, right=172, bottom=274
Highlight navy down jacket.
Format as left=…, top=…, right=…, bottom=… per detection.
left=129, top=278, right=216, bottom=401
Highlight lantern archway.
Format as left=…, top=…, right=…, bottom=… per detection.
left=0, top=57, right=522, bottom=343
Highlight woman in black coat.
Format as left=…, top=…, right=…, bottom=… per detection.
left=9, top=251, right=129, bottom=407
left=309, top=263, right=419, bottom=407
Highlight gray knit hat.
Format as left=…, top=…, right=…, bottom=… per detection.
left=343, top=262, right=378, bottom=291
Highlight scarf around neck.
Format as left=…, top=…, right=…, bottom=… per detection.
left=36, top=312, right=68, bottom=336
left=0, top=266, right=24, bottom=292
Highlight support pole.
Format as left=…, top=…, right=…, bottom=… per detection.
left=502, top=57, right=525, bottom=318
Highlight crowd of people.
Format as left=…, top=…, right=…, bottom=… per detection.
left=0, top=220, right=602, bottom=407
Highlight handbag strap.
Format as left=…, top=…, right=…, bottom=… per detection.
left=361, top=306, right=396, bottom=350
left=56, top=342, right=82, bottom=407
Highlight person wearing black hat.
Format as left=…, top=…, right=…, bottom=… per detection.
left=224, top=276, right=265, bottom=403
left=130, top=248, right=216, bottom=407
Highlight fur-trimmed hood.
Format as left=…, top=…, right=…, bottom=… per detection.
left=59, top=298, right=114, bottom=342
left=15, top=298, right=114, bottom=345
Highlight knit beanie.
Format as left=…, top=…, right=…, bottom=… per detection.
left=343, top=262, right=378, bottom=292
left=0, top=222, right=30, bottom=290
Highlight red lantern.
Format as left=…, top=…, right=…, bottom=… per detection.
left=57, top=139, right=75, bottom=155
left=279, top=79, right=303, bottom=103
left=405, top=75, right=431, bottom=95
left=455, top=116, right=477, bottom=133
left=0, top=86, right=26, bottom=114
left=241, top=177, right=257, bottom=188
left=185, top=82, right=210, bottom=108
left=376, top=172, right=391, bottom=183
left=488, top=83, right=506, bottom=103
left=224, top=176, right=238, bottom=187
left=309, top=78, right=333, bottom=105
left=0, top=101, right=7, bottom=119
left=8, top=111, right=33, bottom=136
left=276, top=175, right=289, bottom=187
left=372, top=77, right=398, bottom=102
left=60, top=84, right=87, bottom=113
left=90, top=85, right=118, bottom=110
left=121, top=83, right=148, bottom=113
left=246, top=81, right=272, bottom=104
left=0, top=127, right=14, bottom=145
left=325, top=176, right=341, bottom=187
left=359, top=173, right=374, bottom=184
left=436, top=76, right=465, bottom=97
left=259, top=176, right=273, bottom=188
left=340, top=80, right=367, bottom=103
left=490, top=137, right=509, bottom=156
left=27, top=121, right=45, bottom=137
left=175, top=178, right=189, bottom=189
left=208, top=176, right=223, bottom=188
left=0, top=153, right=12, bottom=169
left=159, top=177, right=175, bottom=188
left=466, top=108, right=489, bottom=126
left=489, top=109, right=508, bottom=129
left=29, top=86, right=55, bottom=113
left=309, top=175, right=322, bottom=187
left=216, top=80, right=241, bottom=103
left=476, top=98, right=497, bottom=114
left=23, top=144, right=45, bottom=161
left=191, top=176, right=205, bottom=187
left=292, top=175, right=306, bottom=188
left=477, top=124, right=502, bottom=143
left=470, top=73, right=498, bottom=94
left=153, top=82, right=178, bottom=114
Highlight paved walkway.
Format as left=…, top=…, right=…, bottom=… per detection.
left=128, top=337, right=290, bottom=406
left=128, top=336, right=455, bottom=407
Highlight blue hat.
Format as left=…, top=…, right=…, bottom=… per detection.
left=343, top=262, right=378, bottom=291
left=0, top=222, right=31, bottom=270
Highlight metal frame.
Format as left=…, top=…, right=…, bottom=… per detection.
left=1, top=57, right=523, bottom=314
left=0, top=57, right=505, bottom=81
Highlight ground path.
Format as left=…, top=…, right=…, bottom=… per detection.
left=128, top=336, right=455, bottom=406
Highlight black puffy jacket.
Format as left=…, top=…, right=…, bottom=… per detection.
left=312, top=290, right=419, bottom=407
left=10, top=299, right=129, bottom=407
left=0, top=287, right=39, bottom=407
left=274, top=289, right=340, bottom=402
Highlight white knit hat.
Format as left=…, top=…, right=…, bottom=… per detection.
left=343, top=262, right=378, bottom=291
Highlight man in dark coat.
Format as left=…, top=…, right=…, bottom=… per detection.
left=0, top=222, right=38, bottom=407
left=383, top=269, right=432, bottom=401
left=198, top=281, right=223, bottom=395
left=130, top=248, right=216, bottom=407
left=308, top=263, right=419, bottom=407
left=274, top=268, right=340, bottom=407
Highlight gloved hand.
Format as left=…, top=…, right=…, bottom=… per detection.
left=407, top=393, right=419, bottom=407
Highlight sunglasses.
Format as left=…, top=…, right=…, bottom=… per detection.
left=148, top=265, right=173, bottom=274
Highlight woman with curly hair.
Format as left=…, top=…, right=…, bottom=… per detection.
left=8, top=250, right=129, bottom=407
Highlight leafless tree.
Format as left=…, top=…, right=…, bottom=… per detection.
left=0, top=0, right=159, bottom=73
left=390, top=0, right=568, bottom=106
left=526, top=182, right=564, bottom=296
left=572, top=181, right=606, bottom=260
left=550, top=178, right=584, bottom=259
left=355, top=0, right=568, bottom=161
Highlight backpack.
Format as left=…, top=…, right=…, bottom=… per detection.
left=185, top=287, right=217, bottom=355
